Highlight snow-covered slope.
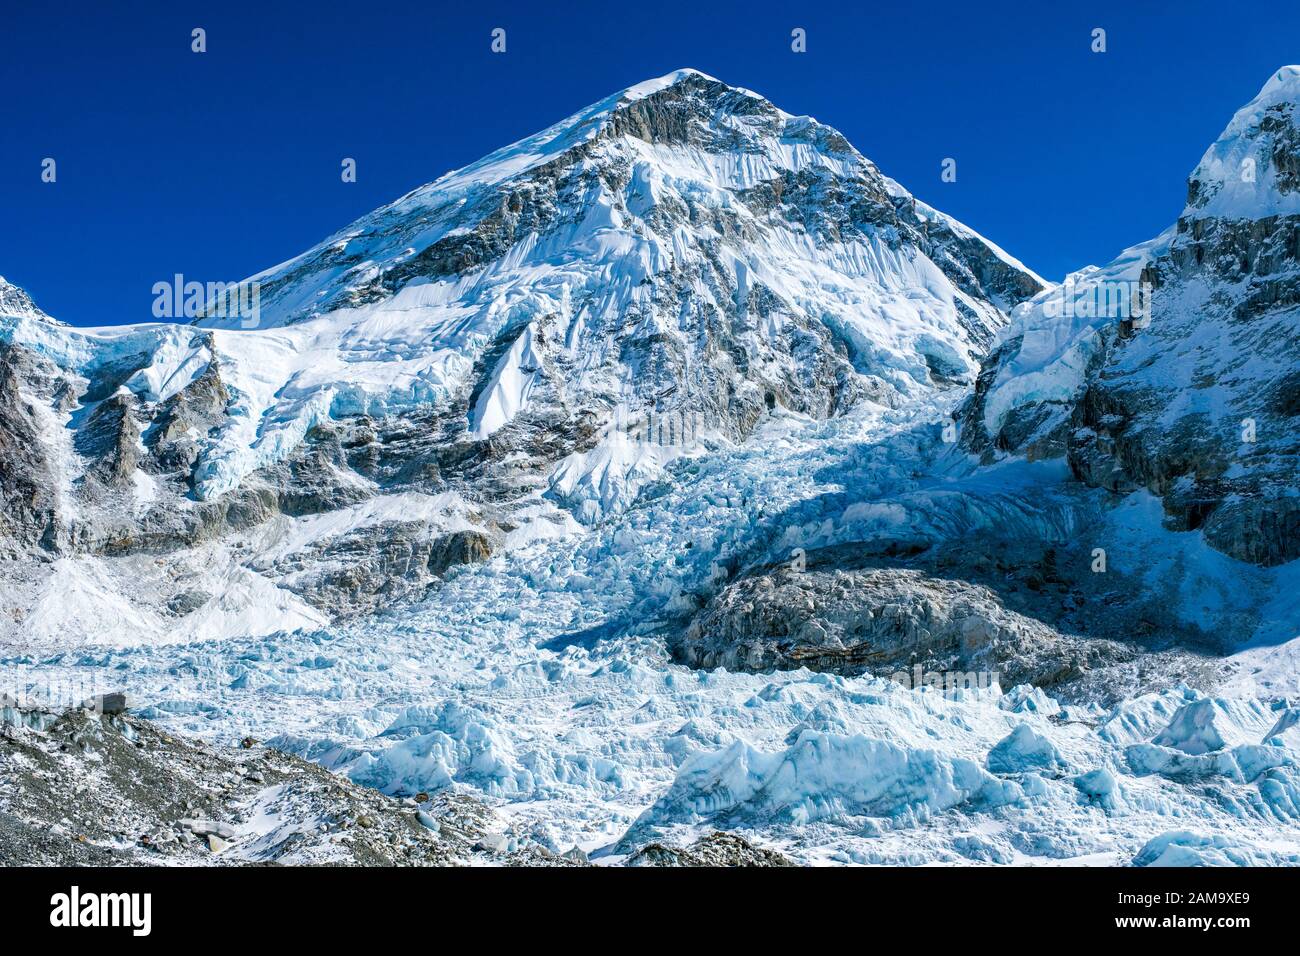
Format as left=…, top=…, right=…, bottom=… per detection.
left=963, top=65, right=1300, bottom=568
left=181, top=69, right=1039, bottom=504
left=0, top=69, right=1041, bottom=645
left=2, top=69, right=1299, bottom=868
left=1186, top=65, right=1300, bottom=220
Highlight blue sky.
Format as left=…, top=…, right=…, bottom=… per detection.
left=3, top=0, right=1298, bottom=325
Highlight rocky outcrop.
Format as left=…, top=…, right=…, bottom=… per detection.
left=625, top=831, right=793, bottom=867
left=677, top=561, right=1135, bottom=693
left=76, top=392, right=142, bottom=494
left=260, top=525, right=494, bottom=617
left=0, top=276, right=48, bottom=321
left=0, top=704, right=576, bottom=865
left=143, top=346, right=229, bottom=476
left=0, top=343, right=60, bottom=555
left=961, top=68, right=1300, bottom=568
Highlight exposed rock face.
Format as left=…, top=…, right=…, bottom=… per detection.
left=0, top=319, right=501, bottom=632
left=625, top=831, right=793, bottom=867
left=962, top=67, right=1300, bottom=568
left=257, top=524, right=494, bottom=618
left=0, top=71, right=1040, bottom=644
left=0, top=704, right=577, bottom=866
left=143, top=346, right=229, bottom=476
left=76, top=392, right=142, bottom=494
left=0, top=343, right=64, bottom=556
left=0, top=277, right=46, bottom=320
left=678, top=560, right=1139, bottom=695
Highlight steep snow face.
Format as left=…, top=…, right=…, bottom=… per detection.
left=2, top=71, right=1044, bottom=512
left=0, top=70, right=1043, bottom=641
left=0, top=276, right=52, bottom=323
left=1186, top=66, right=1300, bottom=221
left=183, top=69, right=1040, bottom=502
left=972, top=67, right=1300, bottom=449
left=963, top=67, right=1300, bottom=568
left=970, top=230, right=1173, bottom=447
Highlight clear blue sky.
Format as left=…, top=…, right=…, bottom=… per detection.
left=3, top=0, right=1297, bottom=325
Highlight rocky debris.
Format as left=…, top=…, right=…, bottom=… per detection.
left=0, top=706, right=574, bottom=866
left=85, top=691, right=129, bottom=715
left=166, top=589, right=210, bottom=617
left=625, top=831, right=794, bottom=867
left=562, top=846, right=589, bottom=864
left=678, top=560, right=1138, bottom=696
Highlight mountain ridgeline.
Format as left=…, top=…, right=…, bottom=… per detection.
left=5, top=66, right=1300, bottom=869
left=0, top=70, right=1041, bottom=642
left=0, top=68, right=1296, bottom=705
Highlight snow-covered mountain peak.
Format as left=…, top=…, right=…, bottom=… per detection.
left=964, top=65, right=1300, bottom=570
left=216, top=70, right=1039, bottom=334
left=1185, top=65, right=1300, bottom=220
left=172, top=70, right=1045, bottom=505
left=620, top=67, right=723, bottom=97
left=0, top=276, right=54, bottom=323
left=396, top=68, right=806, bottom=202
left=1258, top=63, right=1300, bottom=100
left=0, top=71, right=1045, bottom=644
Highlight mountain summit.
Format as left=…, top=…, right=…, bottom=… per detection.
left=0, top=70, right=1041, bottom=644
left=196, top=69, right=1042, bottom=496
left=964, top=66, right=1300, bottom=567
left=3, top=68, right=1300, bottom=869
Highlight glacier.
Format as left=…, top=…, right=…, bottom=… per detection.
left=7, top=393, right=1300, bottom=864
left=3, top=67, right=1300, bottom=866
